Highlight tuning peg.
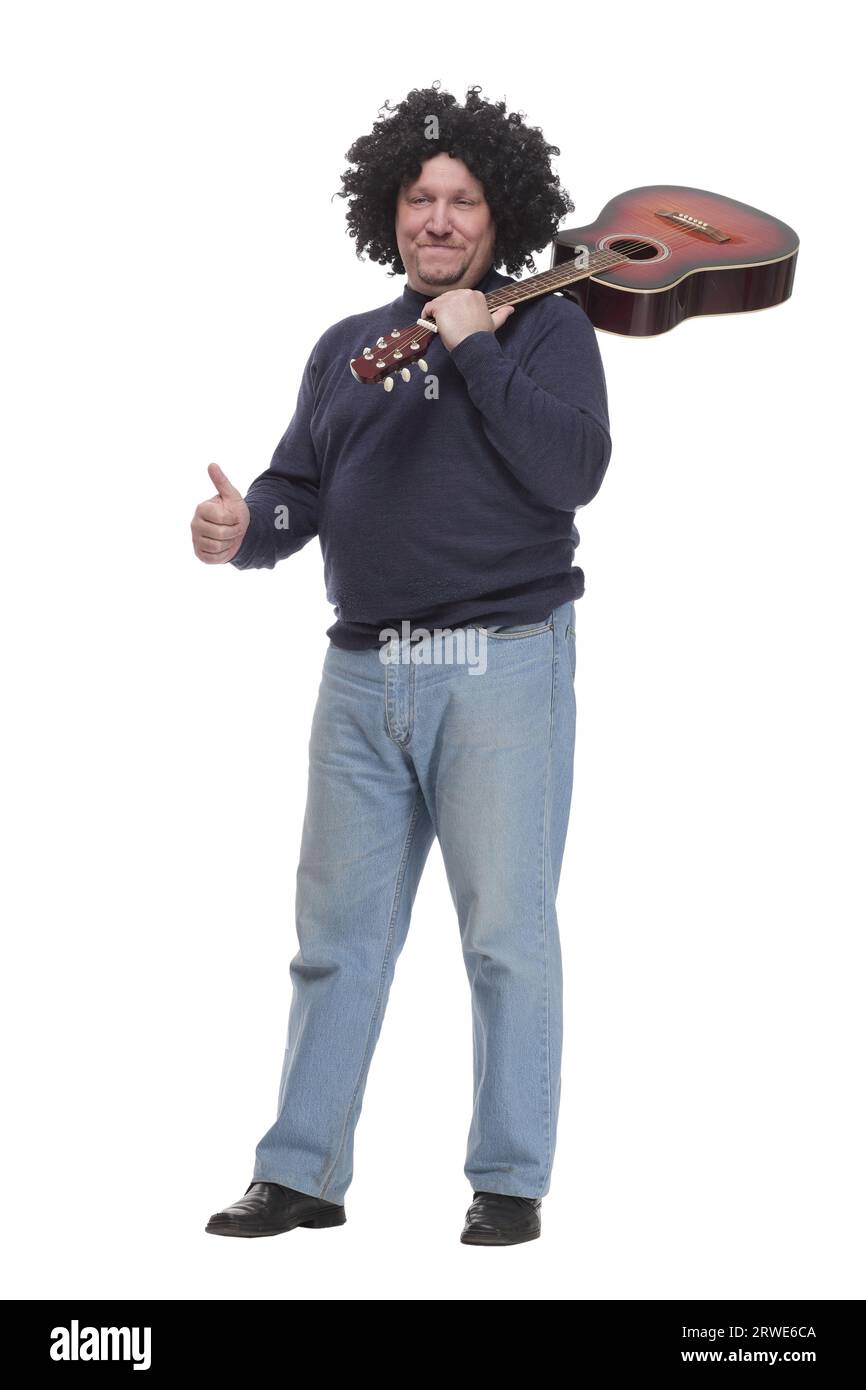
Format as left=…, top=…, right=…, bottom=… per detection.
left=400, top=368, right=411, bottom=382
left=417, top=358, right=428, bottom=372
left=383, top=377, right=394, bottom=392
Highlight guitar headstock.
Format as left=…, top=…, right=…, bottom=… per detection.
left=349, top=319, right=436, bottom=391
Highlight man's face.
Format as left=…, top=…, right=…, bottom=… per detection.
left=396, top=152, right=496, bottom=296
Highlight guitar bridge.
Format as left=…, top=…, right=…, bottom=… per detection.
left=656, top=209, right=731, bottom=243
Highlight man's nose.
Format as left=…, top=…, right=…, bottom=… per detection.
left=425, top=205, right=453, bottom=236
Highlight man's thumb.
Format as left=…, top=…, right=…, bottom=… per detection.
left=208, top=462, right=242, bottom=502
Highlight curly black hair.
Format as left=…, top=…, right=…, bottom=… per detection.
left=334, top=81, right=574, bottom=279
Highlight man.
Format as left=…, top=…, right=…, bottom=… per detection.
left=193, top=84, right=612, bottom=1245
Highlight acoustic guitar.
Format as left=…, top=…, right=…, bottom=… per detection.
left=349, top=184, right=798, bottom=389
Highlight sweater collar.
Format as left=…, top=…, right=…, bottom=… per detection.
left=398, top=262, right=508, bottom=317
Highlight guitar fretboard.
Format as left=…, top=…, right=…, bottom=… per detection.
left=482, top=248, right=630, bottom=310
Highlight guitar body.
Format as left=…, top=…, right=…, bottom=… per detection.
left=551, top=184, right=798, bottom=336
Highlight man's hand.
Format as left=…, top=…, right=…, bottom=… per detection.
left=420, top=289, right=515, bottom=352
left=191, top=463, right=250, bottom=564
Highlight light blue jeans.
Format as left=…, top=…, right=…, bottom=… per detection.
left=251, top=598, right=577, bottom=1202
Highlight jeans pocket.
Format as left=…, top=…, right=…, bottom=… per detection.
left=565, top=622, right=576, bottom=677
left=479, top=610, right=555, bottom=639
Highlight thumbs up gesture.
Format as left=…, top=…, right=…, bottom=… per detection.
left=191, top=463, right=250, bottom=564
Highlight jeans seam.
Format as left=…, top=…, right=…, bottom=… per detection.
left=320, top=786, right=425, bottom=1200
left=384, top=651, right=416, bottom=746
left=537, top=624, right=558, bottom=1199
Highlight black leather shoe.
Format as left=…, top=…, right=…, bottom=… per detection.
left=460, top=1190, right=542, bottom=1245
left=205, top=1181, right=346, bottom=1238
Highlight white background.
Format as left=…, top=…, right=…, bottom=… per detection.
left=2, top=0, right=862, bottom=1302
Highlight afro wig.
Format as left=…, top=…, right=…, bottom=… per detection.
left=335, top=81, right=575, bottom=279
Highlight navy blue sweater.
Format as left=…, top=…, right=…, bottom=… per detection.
left=231, top=262, right=613, bottom=649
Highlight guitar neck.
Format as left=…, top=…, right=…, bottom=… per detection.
left=351, top=247, right=633, bottom=387
left=481, top=248, right=629, bottom=311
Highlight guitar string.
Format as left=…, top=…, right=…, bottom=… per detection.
left=357, top=244, right=638, bottom=373
left=358, top=248, right=625, bottom=366
left=357, top=219, right=742, bottom=375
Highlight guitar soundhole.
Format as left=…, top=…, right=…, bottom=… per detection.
left=608, top=238, right=659, bottom=261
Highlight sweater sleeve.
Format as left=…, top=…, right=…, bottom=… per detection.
left=230, top=342, right=321, bottom=571
left=448, top=300, right=612, bottom=512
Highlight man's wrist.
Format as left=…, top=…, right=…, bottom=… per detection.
left=449, top=328, right=503, bottom=363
